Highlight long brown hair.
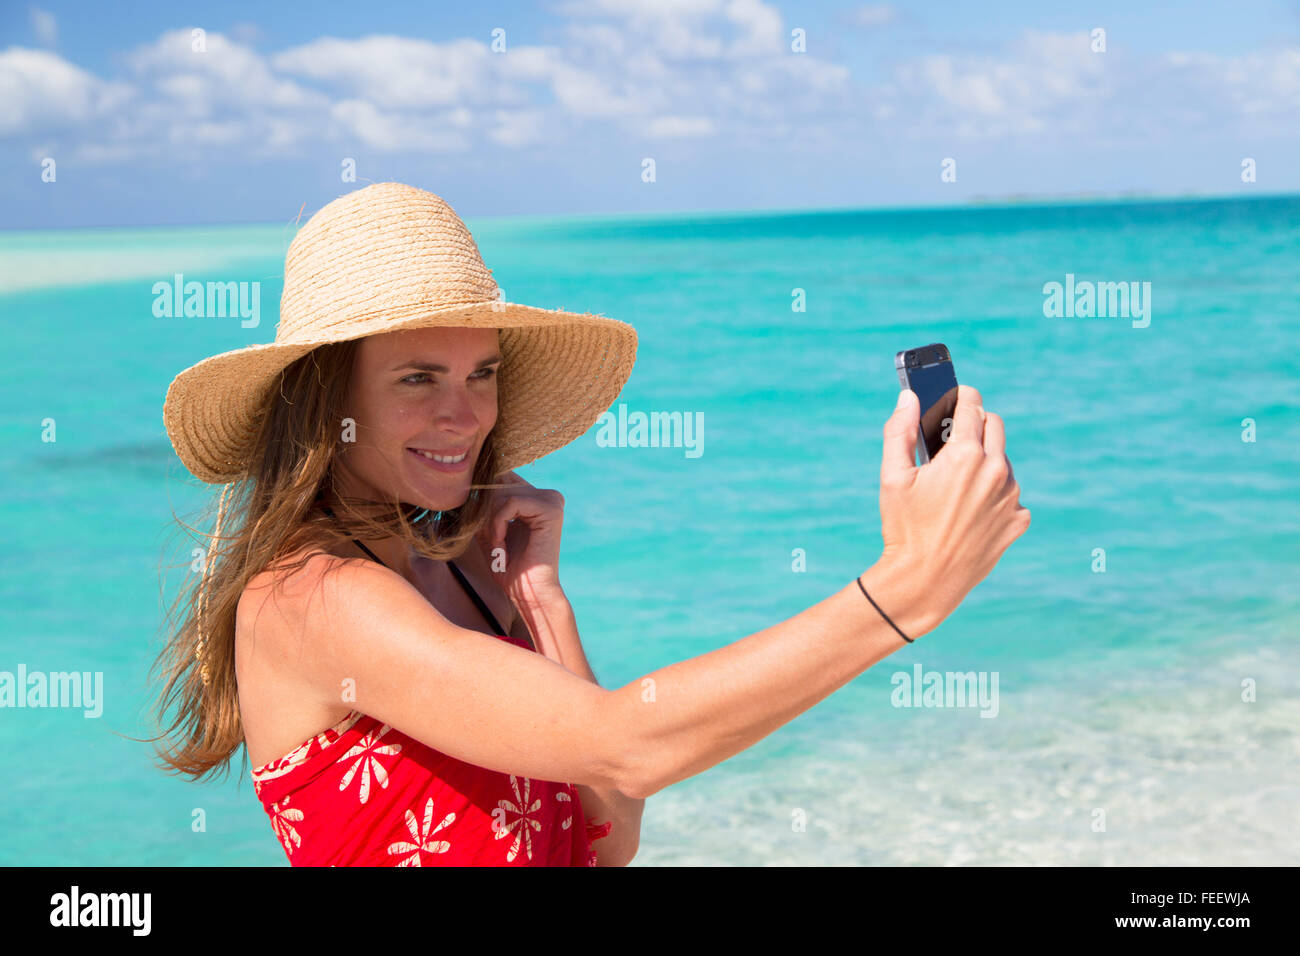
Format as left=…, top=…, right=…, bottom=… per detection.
left=145, top=339, right=502, bottom=782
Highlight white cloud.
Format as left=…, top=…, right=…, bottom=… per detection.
left=184, top=120, right=247, bottom=146
left=885, top=30, right=1111, bottom=138
left=273, top=35, right=499, bottom=109
left=646, top=114, right=715, bottom=137
left=562, top=23, right=627, bottom=57
left=107, top=29, right=333, bottom=159
left=0, top=47, right=131, bottom=136
left=129, top=28, right=324, bottom=113
left=555, top=0, right=782, bottom=59
left=879, top=30, right=1300, bottom=141
left=488, top=108, right=545, bottom=147
left=330, top=98, right=470, bottom=151
left=548, top=57, right=658, bottom=117
left=30, top=7, right=57, bottom=47
left=549, top=0, right=847, bottom=134
left=723, top=0, right=785, bottom=56
left=1156, top=46, right=1300, bottom=121
left=851, top=4, right=897, bottom=29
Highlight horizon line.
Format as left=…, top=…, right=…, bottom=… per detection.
left=2, top=187, right=1296, bottom=236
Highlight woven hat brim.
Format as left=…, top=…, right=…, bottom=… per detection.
left=162, top=300, right=638, bottom=484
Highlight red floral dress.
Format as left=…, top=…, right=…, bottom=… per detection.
left=251, top=632, right=613, bottom=866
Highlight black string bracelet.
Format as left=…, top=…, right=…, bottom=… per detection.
left=856, top=575, right=913, bottom=644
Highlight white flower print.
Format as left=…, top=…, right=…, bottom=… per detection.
left=336, top=723, right=401, bottom=804
left=269, top=794, right=304, bottom=856
left=496, top=775, right=544, bottom=862
left=556, top=789, right=573, bottom=830
left=387, top=798, right=455, bottom=866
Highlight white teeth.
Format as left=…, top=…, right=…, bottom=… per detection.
left=415, top=449, right=466, bottom=463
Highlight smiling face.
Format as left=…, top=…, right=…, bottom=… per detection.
left=335, top=325, right=501, bottom=511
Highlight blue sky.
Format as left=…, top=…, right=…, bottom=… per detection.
left=3, top=0, right=1300, bottom=228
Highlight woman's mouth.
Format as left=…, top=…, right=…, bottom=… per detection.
left=407, top=446, right=472, bottom=473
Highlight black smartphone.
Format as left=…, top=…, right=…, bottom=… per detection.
left=895, top=343, right=959, bottom=464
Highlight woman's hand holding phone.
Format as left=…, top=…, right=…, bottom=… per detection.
left=875, top=384, right=1030, bottom=632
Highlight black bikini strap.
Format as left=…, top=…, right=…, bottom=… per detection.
left=321, top=501, right=510, bottom=638
left=321, top=505, right=390, bottom=568
left=446, top=559, right=508, bottom=637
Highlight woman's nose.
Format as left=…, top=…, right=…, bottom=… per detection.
left=431, top=392, right=482, bottom=431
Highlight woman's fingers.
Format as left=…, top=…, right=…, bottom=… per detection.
left=491, top=482, right=563, bottom=551
left=979, top=410, right=1022, bottom=505
left=981, top=409, right=1006, bottom=460
left=947, top=384, right=985, bottom=450
left=490, top=471, right=531, bottom=546
left=492, top=497, right=519, bottom=550
left=881, top=389, right=921, bottom=487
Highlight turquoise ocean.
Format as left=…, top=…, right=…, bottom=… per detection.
left=1, top=194, right=1297, bottom=865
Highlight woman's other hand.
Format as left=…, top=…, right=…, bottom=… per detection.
left=480, top=470, right=568, bottom=610
left=875, top=384, right=1030, bottom=630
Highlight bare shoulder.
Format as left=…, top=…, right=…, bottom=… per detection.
left=235, top=543, right=399, bottom=700
left=236, top=543, right=405, bottom=767
left=237, top=543, right=397, bottom=646
left=240, top=544, right=340, bottom=631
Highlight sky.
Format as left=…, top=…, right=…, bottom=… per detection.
left=3, top=0, right=1300, bottom=228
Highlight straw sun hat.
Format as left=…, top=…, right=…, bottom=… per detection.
left=162, top=181, right=638, bottom=485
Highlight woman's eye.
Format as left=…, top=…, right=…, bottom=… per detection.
left=401, top=368, right=496, bottom=385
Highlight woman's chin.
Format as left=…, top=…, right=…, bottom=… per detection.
left=402, top=479, right=471, bottom=514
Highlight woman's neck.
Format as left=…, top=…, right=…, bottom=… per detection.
left=319, top=492, right=427, bottom=580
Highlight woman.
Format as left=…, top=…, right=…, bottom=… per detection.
left=150, top=182, right=1029, bottom=867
